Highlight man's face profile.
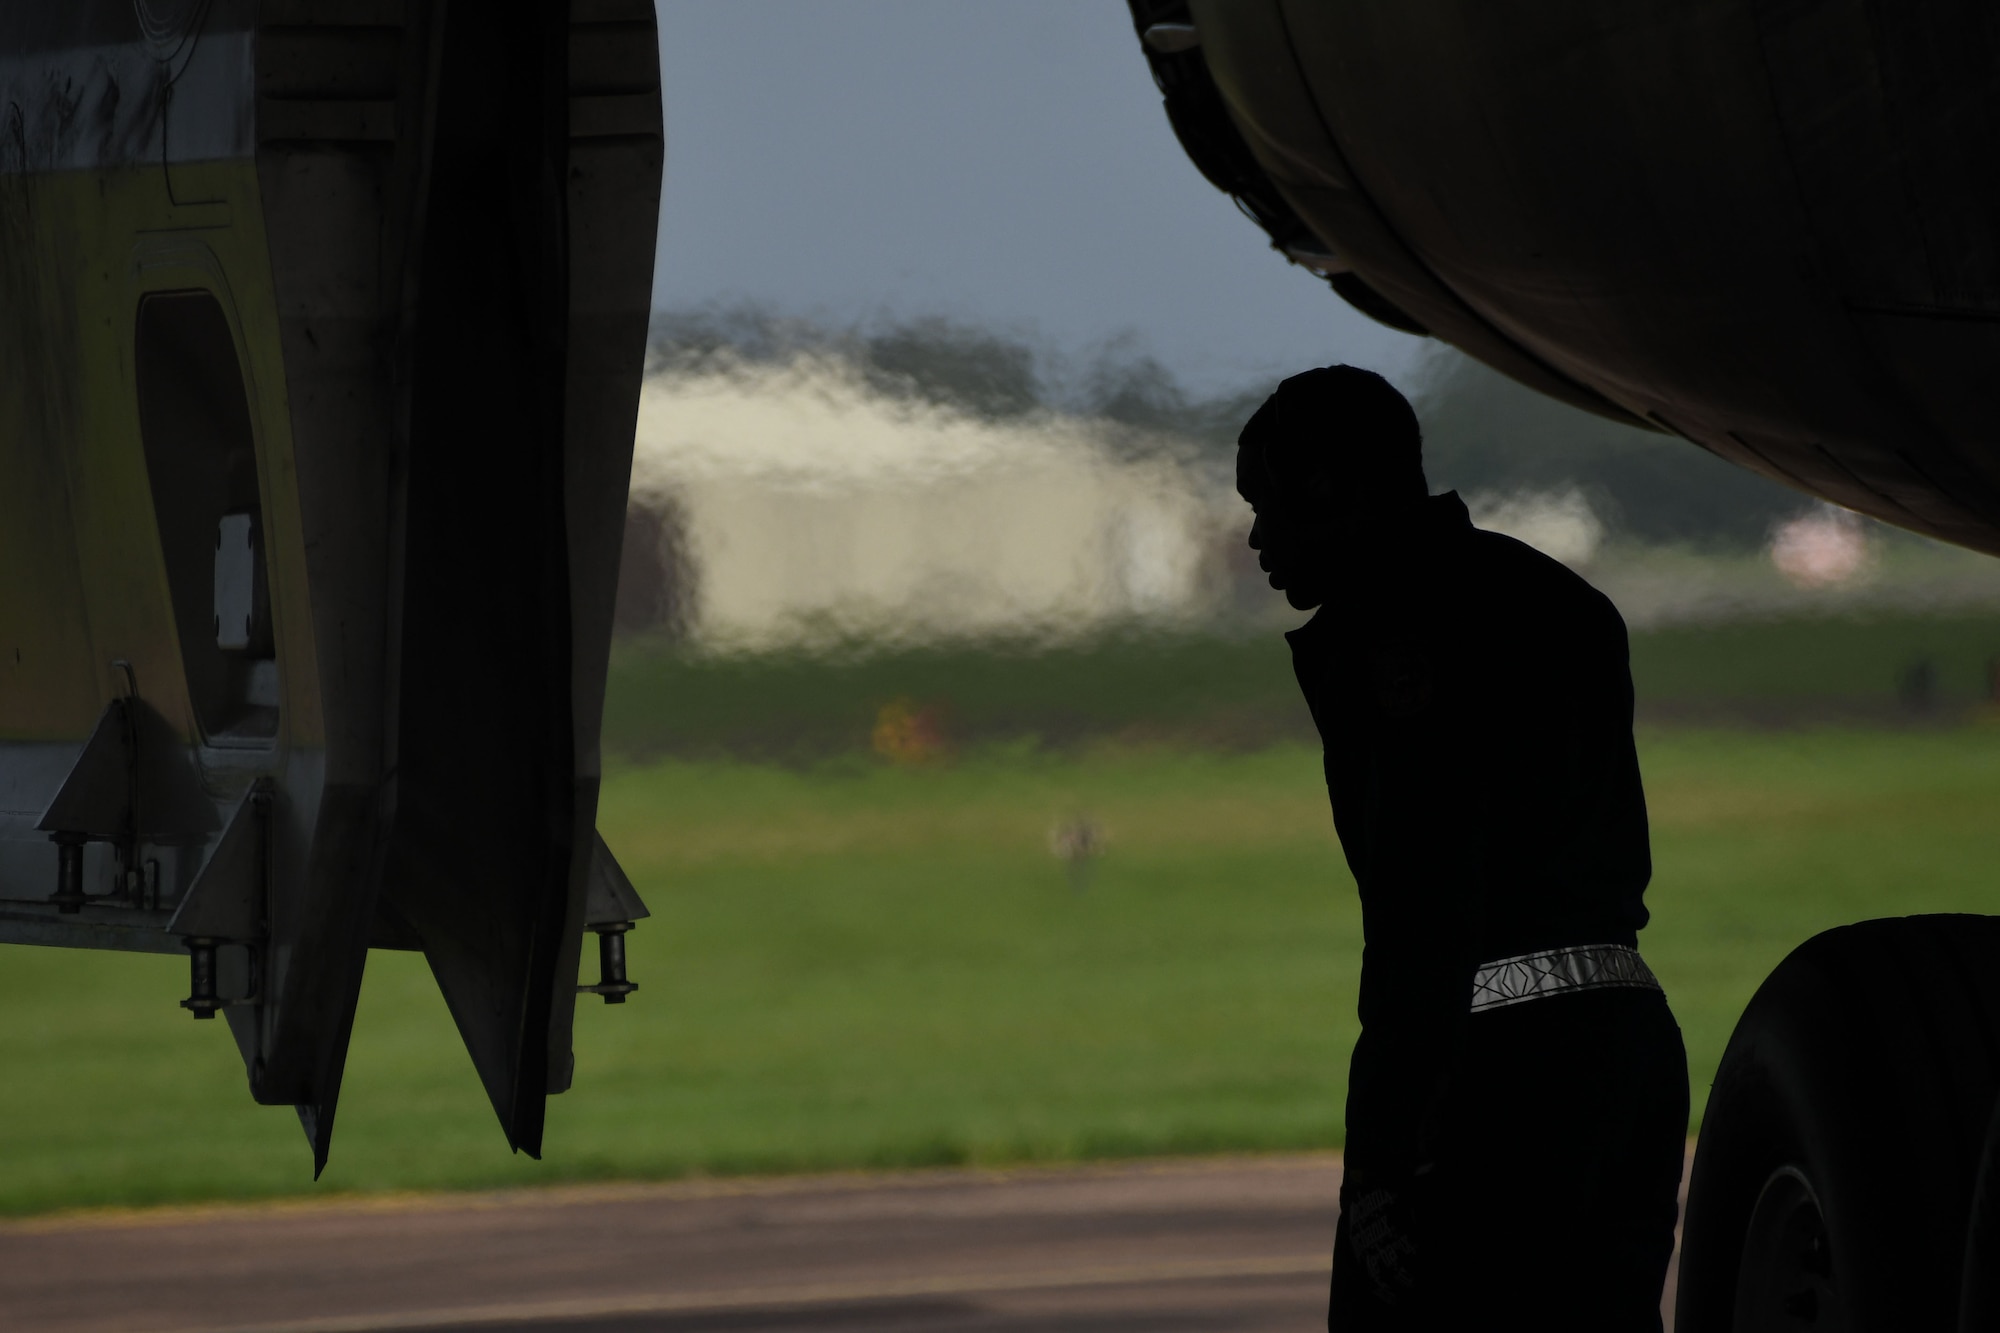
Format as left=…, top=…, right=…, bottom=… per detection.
left=1235, top=365, right=1429, bottom=613
left=1236, top=437, right=1336, bottom=612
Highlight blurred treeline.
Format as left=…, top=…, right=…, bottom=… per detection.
left=646, top=304, right=1805, bottom=549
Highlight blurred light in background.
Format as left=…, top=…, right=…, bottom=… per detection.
left=1770, top=507, right=1874, bottom=589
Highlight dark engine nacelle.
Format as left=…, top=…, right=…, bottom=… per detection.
left=1129, top=0, right=2000, bottom=556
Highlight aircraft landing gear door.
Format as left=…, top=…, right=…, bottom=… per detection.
left=135, top=290, right=279, bottom=745
left=133, top=288, right=283, bottom=1087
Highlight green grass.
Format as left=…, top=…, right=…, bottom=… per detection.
left=5, top=727, right=2000, bottom=1215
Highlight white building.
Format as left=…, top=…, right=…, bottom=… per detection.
left=623, top=357, right=1229, bottom=649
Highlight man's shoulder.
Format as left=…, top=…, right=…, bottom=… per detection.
left=1457, top=528, right=1625, bottom=635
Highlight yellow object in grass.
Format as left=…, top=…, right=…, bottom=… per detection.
left=872, top=697, right=950, bottom=765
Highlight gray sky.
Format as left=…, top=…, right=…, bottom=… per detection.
left=653, top=1, right=1428, bottom=397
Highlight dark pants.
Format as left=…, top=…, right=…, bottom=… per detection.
left=1329, top=987, right=1689, bottom=1331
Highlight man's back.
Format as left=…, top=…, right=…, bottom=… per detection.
left=1286, top=492, right=1651, bottom=969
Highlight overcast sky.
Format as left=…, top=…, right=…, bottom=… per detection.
left=652, top=1, right=1428, bottom=397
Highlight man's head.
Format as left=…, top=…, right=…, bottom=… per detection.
left=1235, top=365, right=1427, bottom=609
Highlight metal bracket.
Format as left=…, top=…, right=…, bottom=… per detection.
left=168, top=780, right=271, bottom=1018
left=36, top=679, right=217, bottom=915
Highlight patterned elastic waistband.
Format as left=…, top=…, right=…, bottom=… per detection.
left=1469, top=944, right=1661, bottom=1013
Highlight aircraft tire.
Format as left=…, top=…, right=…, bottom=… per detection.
left=1673, top=915, right=2000, bottom=1333
left=1960, top=1099, right=2000, bottom=1332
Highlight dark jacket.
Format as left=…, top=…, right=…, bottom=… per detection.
left=1287, top=492, right=1652, bottom=1179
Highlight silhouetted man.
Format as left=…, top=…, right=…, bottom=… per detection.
left=1236, top=367, right=1689, bottom=1330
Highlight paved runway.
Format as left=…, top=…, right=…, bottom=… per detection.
left=0, top=1154, right=1682, bottom=1332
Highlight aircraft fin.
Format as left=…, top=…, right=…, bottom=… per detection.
left=377, top=797, right=585, bottom=1159
left=294, top=1100, right=336, bottom=1180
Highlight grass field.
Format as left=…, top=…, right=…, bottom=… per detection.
left=5, top=726, right=2000, bottom=1216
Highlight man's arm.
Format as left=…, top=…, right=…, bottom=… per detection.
left=1341, top=630, right=1490, bottom=1182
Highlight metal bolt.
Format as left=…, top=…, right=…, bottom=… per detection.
left=50, top=832, right=86, bottom=914
left=181, top=937, right=225, bottom=1019
left=580, top=922, right=637, bottom=1004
